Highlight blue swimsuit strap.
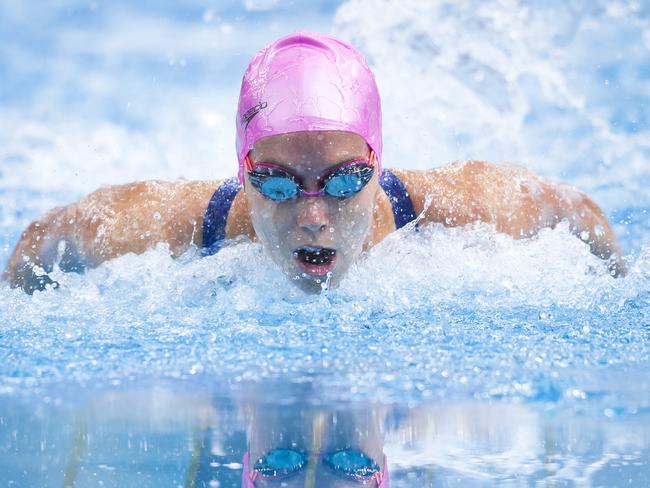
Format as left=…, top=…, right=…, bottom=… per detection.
left=202, top=177, right=242, bottom=256
left=379, top=169, right=418, bottom=230
left=201, top=170, right=417, bottom=255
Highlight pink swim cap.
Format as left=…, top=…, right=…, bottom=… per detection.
left=236, top=31, right=382, bottom=183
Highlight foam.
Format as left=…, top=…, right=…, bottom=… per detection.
left=0, top=0, right=648, bottom=407
left=334, top=0, right=650, bottom=211
left=1, top=224, right=648, bottom=403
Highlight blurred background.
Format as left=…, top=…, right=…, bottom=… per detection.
left=1, top=0, right=649, bottom=259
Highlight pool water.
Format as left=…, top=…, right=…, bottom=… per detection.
left=1, top=1, right=649, bottom=486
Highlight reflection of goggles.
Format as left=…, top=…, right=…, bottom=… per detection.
left=244, top=151, right=376, bottom=202
left=241, top=449, right=389, bottom=487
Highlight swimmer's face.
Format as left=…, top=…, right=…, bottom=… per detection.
left=244, top=131, right=379, bottom=292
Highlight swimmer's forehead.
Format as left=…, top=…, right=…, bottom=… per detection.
left=250, top=130, right=369, bottom=169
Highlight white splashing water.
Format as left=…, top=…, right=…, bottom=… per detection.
left=1, top=223, right=649, bottom=403
left=334, top=0, right=650, bottom=210
left=0, top=1, right=648, bottom=406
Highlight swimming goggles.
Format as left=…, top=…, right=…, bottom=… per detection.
left=241, top=448, right=388, bottom=486
left=244, top=151, right=375, bottom=201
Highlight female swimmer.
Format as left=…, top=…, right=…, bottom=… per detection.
left=3, top=31, right=624, bottom=294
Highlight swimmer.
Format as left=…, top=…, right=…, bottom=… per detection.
left=2, top=31, right=625, bottom=294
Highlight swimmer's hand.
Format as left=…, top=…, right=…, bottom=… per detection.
left=2, top=263, right=59, bottom=294
left=606, top=257, right=626, bottom=278
left=2, top=208, right=71, bottom=294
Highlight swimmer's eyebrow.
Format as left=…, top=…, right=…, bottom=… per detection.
left=251, top=154, right=369, bottom=172
left=253, top=154, right=366, bottom=163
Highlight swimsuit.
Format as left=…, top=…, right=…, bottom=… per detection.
left=201, top=170, right=417, bottom=256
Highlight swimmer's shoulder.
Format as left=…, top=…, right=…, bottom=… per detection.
left=73, top=178, right=222, bottom=256
left=187, top=178, right=255, bottom=245
left=149, top=178, right=254, bottom=247
left=79, top=178, right=218, bottom=214
left=223, top=182, right=255, bottom=242
left=380, top=166, right=455, bottom=222
left=384, top=161, right=516, bottom=225
left=387, top=160, right=500, bottom=196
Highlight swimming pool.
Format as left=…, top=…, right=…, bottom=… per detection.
left=1, top=1, right=649, bottom=486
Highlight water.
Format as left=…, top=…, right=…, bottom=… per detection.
left=1, top=1, right=649, bottom=486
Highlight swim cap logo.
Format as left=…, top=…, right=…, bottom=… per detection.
left=241, top=101, right=267, bottom=128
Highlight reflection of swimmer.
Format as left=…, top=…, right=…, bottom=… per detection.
left=3, top=31, right=624, bottom=294
left=241, top=403, right=388, bottom=487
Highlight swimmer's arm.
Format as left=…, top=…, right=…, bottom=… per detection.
left=2, top=180, right=219, bottom=293
left=2, top=205, right=79, bottom=293
left=398, top=162, right=625, bottom=275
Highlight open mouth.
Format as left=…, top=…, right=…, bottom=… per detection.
left=293, top=246, right=337, bottom=276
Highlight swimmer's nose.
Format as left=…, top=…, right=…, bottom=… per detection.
left=297, top=198, right=330, bottom=235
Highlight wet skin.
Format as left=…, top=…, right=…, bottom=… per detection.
left=244, top=131, right=390, bottom=292
left=2, top=130, right=625, bottom=293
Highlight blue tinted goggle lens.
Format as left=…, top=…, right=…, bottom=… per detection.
left=254, top=448, right=306, bottom=478
left=248, top=163, right=374, bottom=201
left=259, top=177, right=300, bottom=201
left=323, top=449, right=380, bottom=479
left=254, top=447, right=380, bottom=481
left=324, top=172, right=368, bottom=198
